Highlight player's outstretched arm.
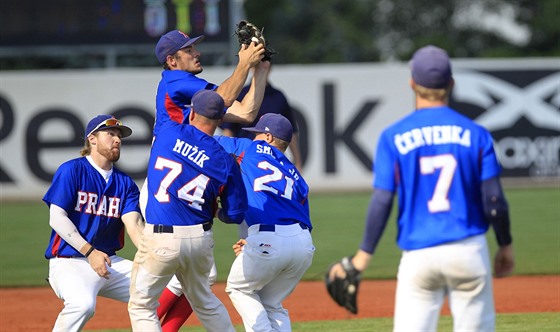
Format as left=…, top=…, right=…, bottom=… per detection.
left=223, top=60, right=270, bottom=124
left=216, top=42, right=264, bottom=107
left=122, top=211, right=145, bottom=249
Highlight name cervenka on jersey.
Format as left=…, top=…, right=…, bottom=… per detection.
left=394, top=125, right=471, bottom=155
left=75, top=193, right=122, bottom=218
left=172, top=139, right=210, bottom=167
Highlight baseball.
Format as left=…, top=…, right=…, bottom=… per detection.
left=347, top=284, right=356, bottom=294
left=251, top=37, right=260, bottom=43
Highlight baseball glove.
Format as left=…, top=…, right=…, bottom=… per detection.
left=235, top=20, right=276, bottom=61
left=325, top=256, right=360, bottom=314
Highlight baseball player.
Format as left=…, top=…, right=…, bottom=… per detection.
left=43, top=115, right=144, bottom=331
left=128, top=90, right=247, bottom=331
left=221, top=66, right=304, bottom=240
left=143, top=29, right=270, bottom=331
left=328, top=45, right=514, bottom=331
left=215, top=113, right=315, bottom=332
left=153, top=29, right=267, bottom=131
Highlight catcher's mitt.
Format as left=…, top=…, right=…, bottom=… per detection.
left=235, top=20, right=276, bottom=61
left=325, top=256, right=361, bottom=314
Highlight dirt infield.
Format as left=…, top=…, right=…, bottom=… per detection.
left=1, top=275, right=558, bottom=331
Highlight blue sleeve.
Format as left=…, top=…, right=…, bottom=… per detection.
left=215, top=136, right=253, bottom=155
left=218, top=158, right=247, bottom=224
left=166, top=73, right=218, bottom=120
left=359, top=189, right=395, bottom=254
left=42, top=161, right=78, bottom=212
left=121, top=176, right=141, bottom=216
left=480, top=131, right=502, bottom=181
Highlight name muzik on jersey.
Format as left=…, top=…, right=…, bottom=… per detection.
left=75, top=192, right=121, bottom=218
left=172, top=139, right=210, bottom=167
left=394, top=125, right=471, bottom=155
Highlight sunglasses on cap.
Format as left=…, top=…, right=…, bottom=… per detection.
left=87, top=118, right=122, bottom=136
left=86, top=118, right=136, bottom=139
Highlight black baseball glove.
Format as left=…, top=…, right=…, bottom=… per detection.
left=235, top=20, right=276, bottom=61
left=325, top=256, right=361, bottom=314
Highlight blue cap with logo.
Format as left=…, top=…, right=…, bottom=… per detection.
left=243, top=113, right=293, bottom=142
left=192, top=90, right=225, bottom=120
left=85, top=115, right=132, bottom=139
left=410, top=45, right=453, bottom=89
left=155, top=30, right=205, bottom=65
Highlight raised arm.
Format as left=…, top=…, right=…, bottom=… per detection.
left=215, top=43, right=264, bottom=107
left=223, top=60, right=270, bottom=124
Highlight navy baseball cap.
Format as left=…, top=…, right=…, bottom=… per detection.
left=410, top=45, right=453, bottom=89
left=155, top=30, right=205, bottom=65
left=243, top=113, right=293, bottom=142
left=85, top=115, right=132, bottom=139
left=192, top=90, right=225, bottom=120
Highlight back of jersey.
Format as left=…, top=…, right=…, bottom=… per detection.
left=374, top=106, right=501, bottom=250
left=242, top=140, right=311, bottom=229
left=145, top=122, right=245, bottom=226
left=216, top=136, right=311, bottom=229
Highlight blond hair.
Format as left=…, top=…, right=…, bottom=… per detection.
left=80, top=133, right=97, bottom=156
left=413, top=84, right=451, bottom=102
left=273, top=137, right=290, bottom=152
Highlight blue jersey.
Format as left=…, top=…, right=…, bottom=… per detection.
left=43, top=157, right=141, bottom=258
left=155, top=70, right=218, bottom=129
left=215, top=136, right=312, bottom=230
left=145, top=121, right=247, bottom=226
left=374, top=106, right=501, bottom=250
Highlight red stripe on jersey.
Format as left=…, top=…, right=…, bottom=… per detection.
left=117, top=226, right=125, bottom=251
left=235, top=151, right=245, bottom=165
left=165, top=93, right=185, bottom=123
left=51, top=233, right=62, bottom=256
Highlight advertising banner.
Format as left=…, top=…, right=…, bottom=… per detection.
left=1, top=59, right=558, bottom=198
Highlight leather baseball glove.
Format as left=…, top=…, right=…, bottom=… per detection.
left=235, top=20, right=276, bottom=61
left=325, top=256, right=361, bottom=314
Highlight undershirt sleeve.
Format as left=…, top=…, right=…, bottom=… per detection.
left=49, top=204, right=88, bottom=252
left=481, top=176, right=512, bottom=246
left=359, top=188, right=395, bottom=254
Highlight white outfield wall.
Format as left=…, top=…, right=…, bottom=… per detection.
left=1, top=59, right=558, bottom=199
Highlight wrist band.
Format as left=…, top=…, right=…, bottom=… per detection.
left=85, top=246, right=95, bottom=258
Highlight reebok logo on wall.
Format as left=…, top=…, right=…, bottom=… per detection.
left=451, top=69, right=560, bottom=178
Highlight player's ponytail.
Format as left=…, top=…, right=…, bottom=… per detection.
left=80, top=138, right=92, bottom=156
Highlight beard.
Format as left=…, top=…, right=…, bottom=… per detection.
left=98, top=145, right=121, bottom=162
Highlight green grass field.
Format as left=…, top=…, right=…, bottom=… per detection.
left=1, top=187, right=558, bottom=286
left=1, top=187, right=558, bottom=331
left=92, top=313, right=560, bottom=332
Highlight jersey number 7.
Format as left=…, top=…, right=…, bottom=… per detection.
left=153, top=157, right=209, bottom=211
left=420, top=154, right=457, bottom=213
